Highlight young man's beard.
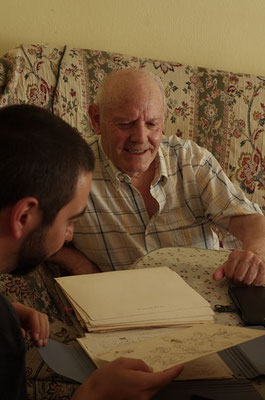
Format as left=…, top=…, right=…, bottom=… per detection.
left=11, top=224, right=49, bottom=276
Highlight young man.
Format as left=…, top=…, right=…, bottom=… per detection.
left=0, top=104, right=182, bottom=400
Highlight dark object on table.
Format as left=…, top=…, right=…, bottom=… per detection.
left=228, top=285, right=265, bottom=326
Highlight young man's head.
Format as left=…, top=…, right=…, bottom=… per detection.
left=0, top=104, right=94, bottom=274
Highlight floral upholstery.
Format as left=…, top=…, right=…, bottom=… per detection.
left=0, top=43, right=265, bottom=399
left=1, top=43, right=265, bottom=210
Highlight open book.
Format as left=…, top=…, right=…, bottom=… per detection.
left=55, top=267, right=265, bottom=379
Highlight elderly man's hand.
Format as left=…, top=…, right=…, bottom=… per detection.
left=213, top=249, right=265, bottom=286
left=12, top=302, right=50, bottom=347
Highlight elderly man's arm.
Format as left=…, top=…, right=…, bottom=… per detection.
left=50, top=244, right=101, bottom=275
left=213, top=214, right=265, bottom=285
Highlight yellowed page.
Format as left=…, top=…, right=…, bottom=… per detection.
left=98, top=324, right=265, bottom=372
left=77, top=327, right=233, bottom=379
left=61, top=287, right=213, bottom=331
left=56, top=267, right=211, bottom=322
left=85, top=316, right=214, bottom=332
left=176, top=353, right=233, bottom=380
left=78, top=327, right=184, bottom=366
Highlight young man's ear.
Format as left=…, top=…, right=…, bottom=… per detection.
left=10, top=197, right=41, bottom=240
left=88, top=104, right=101, bottom=135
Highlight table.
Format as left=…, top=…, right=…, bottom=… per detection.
left=133, top=247, right=265, bottom=399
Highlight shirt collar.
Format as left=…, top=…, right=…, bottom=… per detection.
left=153, top=145, right=168, bottom=185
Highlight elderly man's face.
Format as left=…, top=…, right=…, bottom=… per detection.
left=98, top=77, right=165, bottom=178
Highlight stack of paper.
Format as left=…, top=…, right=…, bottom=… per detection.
left=55, top=267, right=214, bottom=332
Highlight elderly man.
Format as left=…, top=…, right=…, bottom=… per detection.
left=54, top=68, right=265, bottom=286
left=0, top=104, right=182, bottom=400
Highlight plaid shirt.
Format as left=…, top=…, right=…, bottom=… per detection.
left=74, top=135, right=262, bottom=271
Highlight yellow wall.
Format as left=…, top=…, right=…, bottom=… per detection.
left=1, top=0, right=265, bottom=76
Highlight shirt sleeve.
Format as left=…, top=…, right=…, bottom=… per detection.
left=191, top=142, right=263, bottom=232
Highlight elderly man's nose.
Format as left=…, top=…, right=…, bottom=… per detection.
left=131, top=124, right=147, bottom=142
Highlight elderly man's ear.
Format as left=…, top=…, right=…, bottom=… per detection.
left=10, top=198, right=41, bottom=240
left=89, top=104, right=101, bottom=135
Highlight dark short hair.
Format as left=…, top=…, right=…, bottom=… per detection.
left=0, top=104, right=94, bottom=225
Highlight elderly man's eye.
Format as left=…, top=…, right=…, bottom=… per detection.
left=118, top=122, right=133, bottom=128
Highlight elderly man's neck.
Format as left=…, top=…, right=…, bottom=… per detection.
left=130, top=164, right=159, bottom=218
left=130, top=162, right=155, bottom=190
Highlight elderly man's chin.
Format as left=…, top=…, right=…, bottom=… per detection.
left=121, top=158, right=154, bottom=176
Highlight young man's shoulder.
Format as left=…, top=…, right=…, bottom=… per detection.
left=0, top=293, right=27, bottom=400
left=0, top=293, right=23, bottom=351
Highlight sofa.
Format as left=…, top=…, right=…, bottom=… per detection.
left=0, top=44, right=265, bottom=399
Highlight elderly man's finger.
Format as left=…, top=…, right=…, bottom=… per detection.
left=251, top=264, right=265, bottom=286
left=237, top=263, right=257, bottom=285
left=212, top=264, right=225, bottom=281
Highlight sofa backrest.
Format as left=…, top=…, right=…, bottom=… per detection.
left=1, top=44, right=265, bottom=212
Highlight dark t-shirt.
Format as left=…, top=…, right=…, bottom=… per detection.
left=0, top=293, right=27, bottom=400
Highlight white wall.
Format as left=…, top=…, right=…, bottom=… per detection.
left=1, top=0, right=265, bottom=75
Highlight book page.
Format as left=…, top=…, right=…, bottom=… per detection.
left=78, top=326, right=187, bottom=364
left=97, top=324, right=265, bottom=372
left=77, top=327, right=233, bottom=380
left=176, top=353, right=233, bottom=380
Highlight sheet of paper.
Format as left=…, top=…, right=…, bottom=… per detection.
left=78, top=326, right=186, bottom=365
left=38, top=339, right=96, bottom=383
left=85, top=318, right=214, bottom=332
left=98, top=324, right=265, bottom=372
left=176, top=353, right=233, bottom=380
left=77, top=327, right=232, bottom=380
